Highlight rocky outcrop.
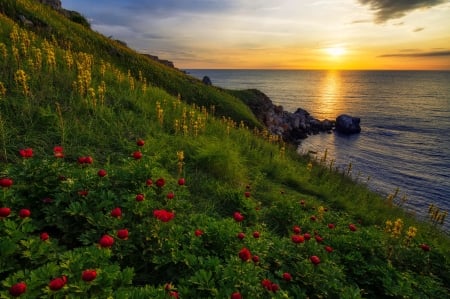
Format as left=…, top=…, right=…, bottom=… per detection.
left=242, top=89, right=334, bottom=143
left=37, top=0, right=62, bottom=10
left=202, top=76, right=212, bottom=86
left=142, top=54, right=175, bottom=68
left=335, top=114, right=361, bottom=134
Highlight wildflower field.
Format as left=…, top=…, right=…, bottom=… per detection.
left=0, top=1, right=449, bottom=298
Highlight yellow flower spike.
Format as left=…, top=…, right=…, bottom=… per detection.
left=385, top=220, right=393, bottom=233
left=406, top=226, right=417, bottom=239
left=0, top=82, right=7, bottom=98
left=307, top=162, right=313, bottom=172
left=0, top=43, right=7, bottom=61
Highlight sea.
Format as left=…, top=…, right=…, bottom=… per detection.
left=187, top=69, right=450, bottom=231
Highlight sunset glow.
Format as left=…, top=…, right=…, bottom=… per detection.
left=62, top=0, right=450, bottom=70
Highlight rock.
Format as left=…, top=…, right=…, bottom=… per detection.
left=335, top=114, right=361, bottom=134
left=37, top=0, right=62, bottom=10
left=202, top=76, right=212, bottom=86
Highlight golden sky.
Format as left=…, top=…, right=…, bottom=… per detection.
left=62, top=0, right=450, bottom=70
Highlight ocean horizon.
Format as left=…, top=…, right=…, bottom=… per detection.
left=187, top=69, right=450, bottom=231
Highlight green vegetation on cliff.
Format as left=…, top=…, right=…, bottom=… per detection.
left=0, top=1, right=448, bottom=298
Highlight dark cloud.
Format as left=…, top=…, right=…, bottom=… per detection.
left=357, top=0, right=448, bottom=23
left=378, top=50, right=450, bottom=57
left=413, top=27, right=425, bottom=32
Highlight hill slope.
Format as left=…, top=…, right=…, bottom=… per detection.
left=0, top=1, right=449, bottom=298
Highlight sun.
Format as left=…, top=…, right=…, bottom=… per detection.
left=325, top=46, right=346, bottom=57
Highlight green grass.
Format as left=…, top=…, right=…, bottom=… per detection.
left=0, top=1, right=449, bottom=298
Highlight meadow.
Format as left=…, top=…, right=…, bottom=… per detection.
left=0, top=1, right=449, bottom=298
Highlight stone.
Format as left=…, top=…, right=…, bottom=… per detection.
left=202, top=76, right=212, bottom=86
left=335, top=114, right=361, bottom=134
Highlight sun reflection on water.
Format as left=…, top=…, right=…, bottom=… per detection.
left=315, top=70, right=343, bottom=120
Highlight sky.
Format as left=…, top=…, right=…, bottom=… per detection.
left=61, top=0, right=450, bottom=70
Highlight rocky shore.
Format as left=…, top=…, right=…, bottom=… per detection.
left=241, top=89, right=336, bottom=143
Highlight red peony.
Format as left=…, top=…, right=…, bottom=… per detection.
left=110, top=207, right=122, bottom=218
left=310, top=215, right=317, bottom=221
left=153, top=209, right=175, bottom=222
left=237, top=232, right=245, bottom=240
left=325, top=246, right=334, bottom=253
left=132, top=151, right=142, bottom=160
left=315, top=235, right=324, bottom=243
left=238, top=247, right=252, bottom=262
left=99, top=234, right=114, bottom=248
left=293, top=225, right=301, bottom=234
left=166, top=192, right=175, bottom=200
left=53, top=146, right=64, bottom=158
left=291, top=234, right=305, bottom=244
left=9, top=282, right=27, bottom=297
left=19, top=148, right=33, bottom=158
left=40, top=232, right=49, bottom=241
left=282, top=272, right=292, bottom=281
left=117, top=229, right=129, bottom=240
left=19, top=209, right=31, bottom=218
left=420, top=243, right=431, bottom=251
left=82, top=269, right=97, bottom=282
left=178, top=178, right=185, bottom=186
left=84, top=156, right=93, bottom=164
left=169, top=291, right=179, bottom=298
left=261, top=278, right=272, bottom=291
left=146, top=178, right=153, bottom=186
left=48, top=276, right=67, bottom=291
left=253, top=231, right=260, bottom=238
left=310, top=255, right=321, bottom=265
left=230, top=292, right=242, bottom=299
left=244, top=191, right=251, bottom=198
left=135, top=193, right=144, bottom=202
left=0, top=207, right=11, bottom=218
left=304, top=233, right=311, bottom=241
left=252, top=255, right=260, bottom=263
left=328, top=223, right=335, bottom=229
left=97, top=169, right=107, bottom=177
left=0, top=178, right=13, bottom=188
left=195, top=229, right=204, bottom=237
left=349, top=224, right=357, bottom=231
left=78, top=190, right=89, bottom=197
left=271, top=283, right=280, bottom=292
left=136, top=139, right=145, bottom=146
left=156, top=178, right=165, bottom=187
left=233, top=211, right=244, bottom=222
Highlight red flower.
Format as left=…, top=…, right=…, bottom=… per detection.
left=9, top=282, right=27, bottom=297
left=325, top=246, right=334, bottom=253
left=97, top=169, right=107, bottom=177
left=315, top=235, right=324, bottom=243
left=40, top=232, right=49, bottom=241
left=84, top=156, right=93, bottom=164
left=253, top=231, right=260, bottom=238
left=132, top=151, right=142, bottom=160
left=19, top=148, right=33, bottom=158
left=233, top=211, right=244, bottom=222
left=53, top=146, right=64, bottom=158
left=135, top=193, right=144, bottom=202
left=237, top=232, right=245, bottom=240
left=420, top=243, right=431, bottom=252
left=166, top=192, right=175, bottom=200
left=328, top=223, right=335, bottom=229
left=117, top=229, right=129, bottom=240
left=282, top=272, right=292, bottom=281
left=48, top=276, right=67, bottom=291
left=99, top=234, right=114, bottom=248
left=293, top=225, right=301, bottom=234
left=271, top=283, right=280, bottom=292
left=82, top=269, right=97, bottom=282
left=156, top=178, right=165, bottom=187
left=169, top=291, right=179, bottom=298
left=0, top=207, right=11, bottom=218
left=252, top=255, right=260, bottom=263
left=291, top=235, right=304, bottom=244
left=19, top=209, right=31, bottom=218
left=178, top=178, right=185, bottom=186
left=0, top=178, right=13, bottom=188
left=153, top=209, right=175, bottom=222
left=261, top=278, right=272, bottom=291
left=349, top=224, right=357, bottom=231
left=310, top=215, right=317, bottom=221
left=238, top=247, right=251, bottom=262
left=300, top=199, right=306, bottom=206
left=78, top=190, right=89, bottom=197
left=136, top=139, right=145, bottom=146
left=110, top=207, right=122, bottom=218
left=230, top=292, right=242, bottom=299
left=244, top=191, right=251, bottom=198
left=310, top=255, right=321, bottom=265
left=195, top=229, right=204, bottom=237
left=304, top=233, right=311, bottom=241
left=146, top=178, right=153, bottom=186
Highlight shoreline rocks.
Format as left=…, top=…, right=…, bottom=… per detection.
left=335, top=114, right=361, bottom=134
left=242, top=89, right=337, bottom=143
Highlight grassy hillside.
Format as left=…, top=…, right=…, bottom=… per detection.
left=0, top=1, right=449, bottom=298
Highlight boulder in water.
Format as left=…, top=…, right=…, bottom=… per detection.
left=335, top=114, right=361, bottom=134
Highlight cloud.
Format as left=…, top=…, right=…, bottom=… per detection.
left=357, top=0, right=448, bottom=23
left=413, top=27, right=425, bottom=32
left=378, top=50, right=450, bottom=57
